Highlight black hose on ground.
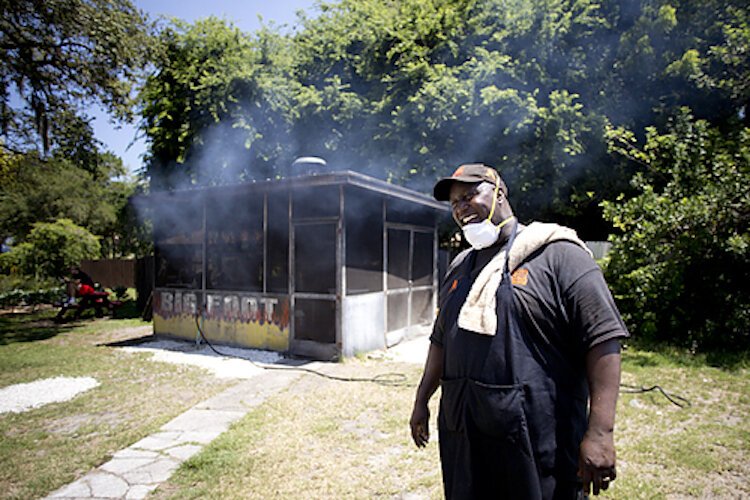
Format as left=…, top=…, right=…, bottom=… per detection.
left=193, top=315, right=410, bottom=387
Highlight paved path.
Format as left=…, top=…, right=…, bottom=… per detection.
left=43, top=332, right=429, bottom=499
left=45, top=369, right=301, bottom=500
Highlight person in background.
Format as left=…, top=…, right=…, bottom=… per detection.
left=55, top=266, right=99, bottom=321
left=409, top=163, right=629, bottom=499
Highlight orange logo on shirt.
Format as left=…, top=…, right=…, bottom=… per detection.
left=449, top=279, right=459, bottom=292
left=511, top=268, right=529, bottom=286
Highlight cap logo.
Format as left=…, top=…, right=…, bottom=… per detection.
left=452, top=166, right=465, bottom=177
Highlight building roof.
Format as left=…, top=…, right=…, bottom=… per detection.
left=141, top=170, right=448, bottom=212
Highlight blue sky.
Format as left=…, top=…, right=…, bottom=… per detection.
left=92, top=0, right=319, bottom=175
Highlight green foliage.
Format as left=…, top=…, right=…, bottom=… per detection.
left=0, top=274, right=62, bottom=308
left=603, top=110, right=750, bottom=350
left=140, top=18, right=295, bottom=188
left=0, top=287, right=65, bottom=308
left=0, top=0, right=155, bottom=154
left=0, top=151, right=115, bottom=242
left=112, top=285, right=129, bottom=300
left=0, top=219, right=101, bottom=280
left=137, top=0, right=748, bottom=238
left=0, top=149, right=149, bottom=258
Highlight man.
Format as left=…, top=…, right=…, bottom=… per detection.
left=55, top=266, right=104, bottom=321
left=410, top=163, right=628, bottom=499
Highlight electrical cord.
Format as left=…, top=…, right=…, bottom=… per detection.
left=193, top=315, right=411, bottom=387
left=619, top=383, right=691, bottom=408
left=191, top=316, right=692, bottom=406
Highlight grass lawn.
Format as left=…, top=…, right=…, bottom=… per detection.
left=1, top=306, right=748, bottom=499
left=151, top=344, right=750, bottom=499
left=0, top=307, right=235, bottom=500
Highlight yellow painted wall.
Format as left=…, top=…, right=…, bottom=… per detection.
left=153, top=312, right=289, bottom=351
left=153, top=290, right=290, bottom=352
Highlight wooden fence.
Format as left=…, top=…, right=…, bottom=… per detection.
left=80, top=259, right=136, bottom=288
left=80, top=258, right=154, bottom=315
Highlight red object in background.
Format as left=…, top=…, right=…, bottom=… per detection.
left=78, top=284, right=96, bottom=296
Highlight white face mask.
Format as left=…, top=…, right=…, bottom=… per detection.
left=462, top=215, right=514, bottom=250
left=459, top=176, right=514, bottom=250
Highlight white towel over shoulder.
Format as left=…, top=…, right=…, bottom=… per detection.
left=457, top=222, right=593, bottom=336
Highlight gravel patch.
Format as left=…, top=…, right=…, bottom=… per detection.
left=119, top=339, right=283, bottom=379
left=0, top=376, right=100, bottom=414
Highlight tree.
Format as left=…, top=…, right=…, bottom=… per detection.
left=0, top=0, right=154, bottom=154
left=602, top=109, right=749, bottom=350
left=0, top=219, right=100, bottom=279
left=284, top=0, right=628, bottom=230
left=100, top=178, right=153, bottom=259
left=139, top=0, right=749, bottom=238
left=0, top=151, right=119, bottom=244
left=140, top=18, right=295, bottom=189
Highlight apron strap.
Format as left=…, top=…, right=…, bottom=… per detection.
left=479, top=221, right=522, bottom=383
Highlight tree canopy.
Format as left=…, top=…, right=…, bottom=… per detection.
left=138, top=0, right=749, bottom=238
left=0, top=147, right=147, bottom=259
left=0, top=0, right=154, bottom=155
left=0, top=0, right=155, bottom=277
left=603, top=110, right=749, bottom=350
left=0, top=218, right=101, bottom=279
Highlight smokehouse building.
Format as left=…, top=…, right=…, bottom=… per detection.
left=149, top=168, right=447, bottom=360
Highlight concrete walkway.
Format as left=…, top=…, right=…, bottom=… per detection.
left=45, top=369, right=301, bottom=499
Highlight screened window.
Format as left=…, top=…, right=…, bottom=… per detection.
left=345, top=187, right=383, bottom=294
left=154, top=199, right=203, bottom=289
left=206, top=194, right=263, bottom=291
left=294, top=298, right=336, bottom=343
left=267, top=191, right=290, bottom=293
left=386, top=197, right=435, bottom=226
left=293, top=185, right=340, bottom=219
left=411, top=289, right=434, bottom=325
left=412, top=231, right=434, bottom=287
left=294, top=223, right=336, bottom=294
left=387, top=229, right=410, bottom=290
left=387, top=292, right=409, bottom=331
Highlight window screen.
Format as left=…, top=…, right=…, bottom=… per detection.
left=293, top=185, right=340, bottom=219
left=387, top=292, right=409, bottom=331
left=294, top=298, right=336, bottom=343
left=387, top=229, right=410, bottom=290
left=411, top=289, right=434, bottom=325
left=386, top=198, right=435, bottom=226
left=267, top=191, right=289, bottom=293
left=154, top=199, right=203, bottom=289
left=412, top=231, right=434, bottom=287
left=294, top=223, right=336, bottom=294
left=345, top=187, right=383, bottom=294
left=206, top=194, right=263, bottom=291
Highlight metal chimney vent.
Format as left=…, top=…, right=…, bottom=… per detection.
left=292, top=156, right=327, bottom=175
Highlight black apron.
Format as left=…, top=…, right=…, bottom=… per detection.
left=438, top=224, right=580, bottom=500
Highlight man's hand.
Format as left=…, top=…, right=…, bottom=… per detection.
left=582, top=339, right=622, bottom=495
left=578, top=429, right=616, bottom=495
left=410, top=343, right=443, bottom=448
left=409, top=402, right=430, bottom=447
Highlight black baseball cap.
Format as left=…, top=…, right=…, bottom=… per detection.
left=433, top=163, right=507, bottom=201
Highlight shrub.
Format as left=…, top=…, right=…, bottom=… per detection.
left=112, top=285, right=129, bottom=300
left=0, top=219, right=100, bottom=279
left=0, top=286, right=66, bottom=308
left=603, top=110, right=749, bottom=350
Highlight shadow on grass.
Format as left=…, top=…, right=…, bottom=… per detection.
left=0, top=299, right=146, bottom=345
left=112, top=300, right=144, bottom=320
left=624, top=338, right=750, bottom=371
left=621, top=349, right=661, bottom=368
left=0, top=309, right=72, bottom=345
